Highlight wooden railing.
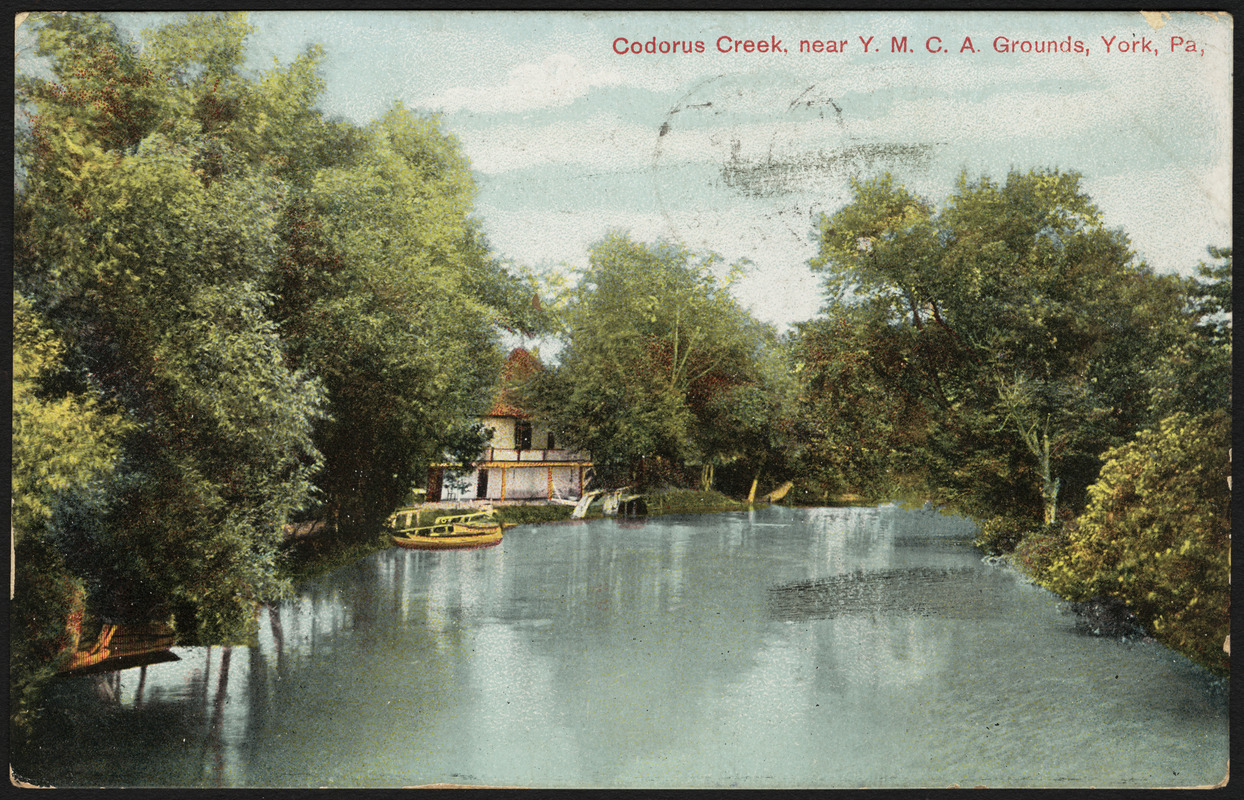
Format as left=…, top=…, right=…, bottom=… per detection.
left=481, top=447, right=589, bottom=463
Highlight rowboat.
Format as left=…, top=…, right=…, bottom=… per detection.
left=390, top=512, right=504, bottom=550
left=388, top=508, right=495, bottom=532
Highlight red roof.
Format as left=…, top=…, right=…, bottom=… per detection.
left=486, top=348, right=543, bottom=417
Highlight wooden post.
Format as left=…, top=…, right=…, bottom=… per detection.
left=547, top=465, right=554, bottom=499
left=500, top=468, right=507, bottom=501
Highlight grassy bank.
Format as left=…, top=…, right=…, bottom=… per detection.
left=644, top=488, right=751, bottom=515
left=493, top=504, right=575, bottom=526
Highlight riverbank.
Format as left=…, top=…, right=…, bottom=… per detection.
left=979, top=547, right=1231, bottom=683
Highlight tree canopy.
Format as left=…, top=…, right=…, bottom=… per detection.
left=518, top=232, right=788, bottom=490
left=802, top=169, right=1192, bottom=533
left=11, top=10, right=1230, bottom=704
left=13, top=11, right=541, bottom=643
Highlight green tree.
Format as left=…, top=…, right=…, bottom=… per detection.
left=278, top=105, right=525, bottom=534
left=521, top=233, right=771, bottom=489
left=789, top=305, right=931, bottom=500
left=1144, top=246, right=1231, bottom=419
left=16, top=11, right=544, bottom=633
left=12, top=293, right=131, bottom=542
left=11, top=294, right=129, bottom=745
left=690, top=325, right=800, bottom=498
left=15, top=12, right=327, bottom=639
left=807, top=170, right=1188, bottom=536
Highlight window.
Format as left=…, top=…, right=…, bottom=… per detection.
left=546, top=432, right=556, bottom=450
left=516, top=421, right=532, bottom=450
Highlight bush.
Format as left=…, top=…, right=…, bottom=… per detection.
left=10, top=535, right=85, bottom=748
left=279, top=529, right=391, bottom=585
left=1043, top=411, right=1230, bottom=674
left=646, top=489, right=747, bottom=515
left=493, top=504, right=574, bottom=526
left=1012, top=521, right=1071, bottom=581
left=974, top=514, right=1032, bottom=555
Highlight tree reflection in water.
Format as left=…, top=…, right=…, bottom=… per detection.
left=15, top=507, right=1230, bottom=788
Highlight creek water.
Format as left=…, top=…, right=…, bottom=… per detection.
left=15, top=505, right=1228, bottom=788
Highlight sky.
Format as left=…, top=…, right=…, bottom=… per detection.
left=18, top=10, right=1233, bottom=330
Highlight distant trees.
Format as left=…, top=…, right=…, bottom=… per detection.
left=1143, top=247, right=1232, bottom=419
left=518, top=233, right=794, bottom=491
left=799, top=170, right=1192, bottom=541
left=13, top=11, right=539, bottom=650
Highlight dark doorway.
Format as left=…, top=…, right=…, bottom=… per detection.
left=476, top=469, right=489, bottom=499
left=516, top=421, right=533, bottom=450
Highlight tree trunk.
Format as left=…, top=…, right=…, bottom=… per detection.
left=1041, top=428, right=1060, bottom=524
left=700, top=462, right=714, bottom=492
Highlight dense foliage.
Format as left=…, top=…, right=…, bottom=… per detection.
left=518, top=233, right=795, bottom=492
left=791, top=170, right=1230, bottom=671
left=13, top=11, right=538, bottom=657
left=1041, top=412, right=1231, bottom=674
left=12, top=13, right=1230, bottom=742
left=800, top=170, right=1196, bottom=533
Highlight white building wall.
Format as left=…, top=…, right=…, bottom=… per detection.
left=482, top=416, right=517, bottom=449
left=436, top=464, right=586, bottom=502
left=498, top=467, right=545, bottom=500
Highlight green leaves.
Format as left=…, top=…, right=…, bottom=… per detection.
left=12, top=294, right=131, bottom=541
left=277, top=105, right=512, bottom=532
left=15, top=12, right=332, bottom=640
left=1043, top=411, right=1230, bottom=674
left=523, top=233, right=774, bottom=488
left=804, top=168, right=1195, bottom=526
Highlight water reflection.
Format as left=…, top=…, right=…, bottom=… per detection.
left=18, top=505, right=1228, bottom=788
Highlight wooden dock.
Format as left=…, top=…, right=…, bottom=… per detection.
left=58, top=621, right=179, bottom=677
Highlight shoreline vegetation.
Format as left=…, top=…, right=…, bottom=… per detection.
left=281, top=486, right=899, bottom=586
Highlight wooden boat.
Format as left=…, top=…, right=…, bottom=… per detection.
left=388, top=508, right=494, bottom=532
left=390, top=513, right=504, bottom=550
left=391, top=523, right=503, bottom=550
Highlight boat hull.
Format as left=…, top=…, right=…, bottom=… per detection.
left=391, top=522, right=503, bottom=550
left=391, top=531, right=502, bottom=550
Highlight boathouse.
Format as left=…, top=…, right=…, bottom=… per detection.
left=428, top=348, right=592, bottom=502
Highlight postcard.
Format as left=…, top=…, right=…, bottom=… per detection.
left=11, top=10, right=1231, bottom=789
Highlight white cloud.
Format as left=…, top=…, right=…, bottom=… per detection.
left=422, top=53, right=626, bottom=114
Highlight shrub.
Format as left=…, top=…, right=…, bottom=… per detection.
left=10, top=535, right=85, bottom=747
left=1012, top=521, right=1071, bottom=581
left=493, top=504, right=574, bottom=526
left=1043, top=411, right=1230, bottom=674
left=974, top=514, right=1032, bottom=555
